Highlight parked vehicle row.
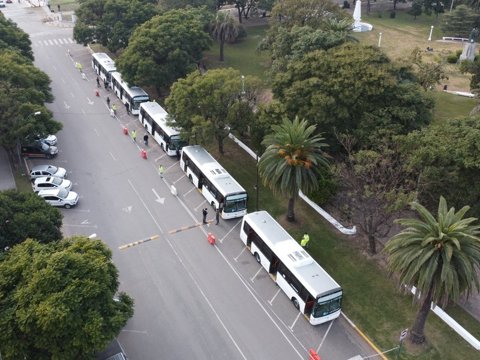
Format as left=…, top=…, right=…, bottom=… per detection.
left=29, top=165, right=79, bottom=208
left=21, top=134, right=58, bottom=158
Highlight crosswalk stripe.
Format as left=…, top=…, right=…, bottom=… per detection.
left=48, top=39, right=54, bottom=45
left=53, top=39, right=59, bottom=45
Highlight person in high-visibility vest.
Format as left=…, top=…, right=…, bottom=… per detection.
left=300, top=233, right=310, bottom=248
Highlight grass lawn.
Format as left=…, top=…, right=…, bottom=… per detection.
left=431, top=91, right=477, bottom=123
left=203, top=25, right=271, bottom=82
left=48, top=0, right=79, bottom=12
left=358, top=10, right=471, bottom=91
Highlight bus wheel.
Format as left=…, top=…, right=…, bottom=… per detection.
left=292, top=298, right=300, bottom=310
left=254, top=252, right=261, bottom=263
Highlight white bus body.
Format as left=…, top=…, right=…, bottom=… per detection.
left=240, top=211, right=342, bottom=325
left=180, top=145, right=248, bottom=219
left=91, top=53, right=116, bottom=85
left=138, top=102, right=186, bottom=156
left=111, top=72, right=149, bottom=115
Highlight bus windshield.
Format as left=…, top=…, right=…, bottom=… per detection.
left=312, top=295, right=342, bottom=318
left=169, top=137, right=187, bottom=151
left=224, top=193, right=247, bottom=213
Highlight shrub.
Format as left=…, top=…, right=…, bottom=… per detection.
left=308, top=172, right=338, bottom=205
left=446, top=53, right=458, bottom=64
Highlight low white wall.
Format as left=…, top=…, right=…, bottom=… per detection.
left=228, top=133, right=357, bottom=235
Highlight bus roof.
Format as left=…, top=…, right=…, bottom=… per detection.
left=92, top=53, right=116, bottom=72
left=140, top=102, right=180, bottom=138
left=243, top=211, right=342, bottom=298
left=182, top=145, right=246, bottom=197
left=111, top=72, right=149, bottom=99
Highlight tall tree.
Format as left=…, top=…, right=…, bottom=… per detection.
left=0, top=237, right=134, bottom=359
left=0, top=49, right=61, bottom=159
left=400, top=116, right=480, bottom=219
left=336, top=136, right=415, bottom=254
left=408, top=0, right=423, bottom=19
left=271, top=43, right=434, bottom=149
left=74, top=0, right=158, bottom=52
left=0, top=190, right=63, bottom=251
left=166, top=68, right=260, bottom=154
left=408, top=48, right=448, bottom=91
left=385, top=197, right=480, bottom=344
left=258, top=117, right=329, bottom=222
left=0, top=12, right=33, bottom=60
left=210, top=11, right=239, bottom=61
left=116, top=7, right=212, bottom=93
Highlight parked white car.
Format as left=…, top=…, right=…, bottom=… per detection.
left=33, top=176, right=72, bottom=193
left=30, top=165, right=67, bottom=180
left=37, top=188, right=79, bottom=208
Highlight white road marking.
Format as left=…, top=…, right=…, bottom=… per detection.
left=289, top=312, right=302, bottom=331
left=234, top=247, right=246, bottom=262
left=173, top=174, right=185, bottom=184
left=109, top=152, right=117, bottom=161
left=219, top=219, right=242, bottom=243
left=194, top=199, right=206, bottom=211
left=183, top=186, right=195, bottom=196
left=250, top=267, right=263, bottom=283
left=87, top=97, right=94, bottom=105
left=63, top=223, right=98, bottom=228
left=122, top=206, right=132, bottom=213
left=155, top=154, right=166, bottom=161
left=268, top=289, right=282, bottom=306
left=152, top=188, right=165, bottom=204
left=317, top=319, right=335, bottom=352
left=64, top=101, right=70, bottom=109
left=93, top=128, right=100, bottom=137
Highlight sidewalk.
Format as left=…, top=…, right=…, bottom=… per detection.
left=0, top=148, right=16, bottom=191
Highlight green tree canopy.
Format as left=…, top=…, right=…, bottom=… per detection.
left=262, top=21, right=355, bottom=75
left=271, top=43, right=434, bottom=149
left=0, top=12, right=33, bottom=60
left=74, top=0, right=158, bottom=52
left=0, top=190, right=63, bottom=251
left=0, top=237, right=134, bottom=359
left=385, top=197, right=480, bottom=343
left=0, top=49, right=61, bottom=155
left=400, top=116, right=480, bottom=218
left=116, top=6, right=213, bottom=93
left=259, top=116, right=330, bottom=222
left=166, top=68, right=261, bottom=154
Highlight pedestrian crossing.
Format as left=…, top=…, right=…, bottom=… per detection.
left=34, top=38, right=75, bottom=47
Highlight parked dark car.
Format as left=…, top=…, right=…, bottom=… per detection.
left=21, top=141, right=58, bottom=158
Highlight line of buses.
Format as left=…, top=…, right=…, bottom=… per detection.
left=92, top=52, right=343, bottom=325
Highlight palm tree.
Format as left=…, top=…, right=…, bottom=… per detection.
left=210, top=11, right=239, bottom=62
left=385, top=196, right=480, bottom=344
left=258, top=117, right=329, bottom=222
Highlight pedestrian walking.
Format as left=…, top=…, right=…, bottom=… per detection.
left=215, top=207, right=220, bottom=225
left=96, top=76, right=100, bottom=87
left=111, top=103, right=117, bottom=115
left=125, top=102, right=130, bottom=114
left=110, top=107, right=115, bottom=118
left=131, top=130, right=137, bottom=142
left=81, top=72, right=86, bottom=80
left=143, top=134, right=149, bottom=146
left=106, top=96, right=111, bottom=108
left=300, top=232, right=310, bottom=248
left=202, top=208, right=208, bottom=224
left=104, top=79, right=108, bottom=90
left=158, top=164, right=165, bottom=178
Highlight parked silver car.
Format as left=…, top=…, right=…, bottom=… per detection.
left=37, top=188, right=79, bottom=208
left=33, top=176, right=72, bottom=193
left=30, top=165, right=67, bottom=180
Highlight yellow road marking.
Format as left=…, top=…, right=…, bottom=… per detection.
left=119, top=234, right=160, bottom=250
left=169, top=221, right=213, bottom=234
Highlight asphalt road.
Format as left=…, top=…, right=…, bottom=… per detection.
left=4, top=3, right=378, bottom=360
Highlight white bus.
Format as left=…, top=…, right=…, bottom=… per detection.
left=180, top=145, right=248, bottom=219
left=111, top=71, right=150, bottom=115
left=240, top=211, right=342, bottom=325
left=91, top=53, right=116, bottom=85
left=138, top=102, right=186, bottom=156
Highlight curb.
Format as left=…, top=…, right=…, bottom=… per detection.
left=341, top=312, right=388, bottom=360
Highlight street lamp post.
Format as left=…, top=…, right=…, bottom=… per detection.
left=241, top=75, right=245, bottom=96
left=16, top=111, right=41, bottom=167
left=378, top=32, right=382, bottom=47
left=428, top=26, right=434, bottom=41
